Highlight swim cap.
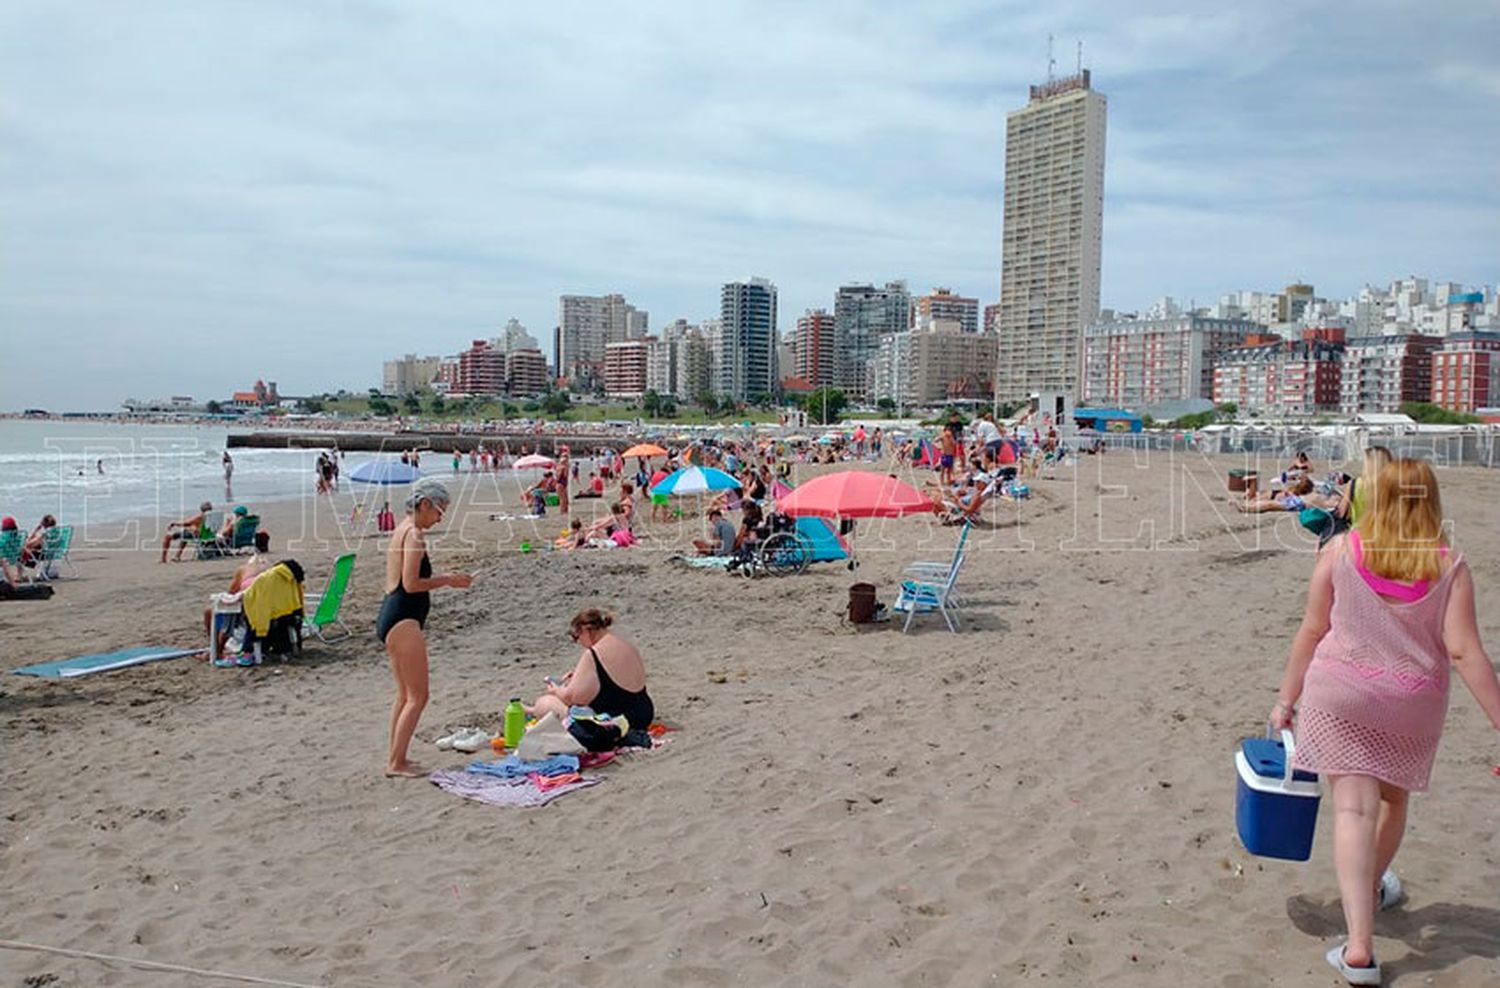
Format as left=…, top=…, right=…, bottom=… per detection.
left=406, top=477, right=450, bottom=510
left=233, top=505, right=248, bottom=516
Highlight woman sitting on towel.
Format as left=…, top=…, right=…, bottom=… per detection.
left=527, top=608, right=654, bottom=730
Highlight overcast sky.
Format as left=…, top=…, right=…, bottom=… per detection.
left=3, top=1, right=1497, bottom=410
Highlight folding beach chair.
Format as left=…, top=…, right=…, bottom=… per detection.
left=903, top=521, right=969, bottom=607
left=892, top=551, right=966, bottom=633
left=33, top=525, right=77, bottom=579
left=303, top=553, right=355, bottom=644
left=0, top=529, right=25, bottom=579
left=228, top=514, right=259, bottom=554
left=193, top=512, right=226, bottom=560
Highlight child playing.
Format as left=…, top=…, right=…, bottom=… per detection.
left=1269, top=458, right=1500, bottom=985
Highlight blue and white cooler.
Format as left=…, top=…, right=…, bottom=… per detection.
left=1235, top=729, right=1321, bottom=861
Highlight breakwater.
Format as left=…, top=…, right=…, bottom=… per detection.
left=226, top=430, right=642, bottom=455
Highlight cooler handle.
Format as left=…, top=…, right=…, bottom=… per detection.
left=1265, top=726, right=1297, bottom=786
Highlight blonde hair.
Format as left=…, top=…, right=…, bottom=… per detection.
left=1356, top=457, right=1446, bottom=582
left=570, top=608, right=614, bottom=635
left=1362, top=445, right=1393, bottom=483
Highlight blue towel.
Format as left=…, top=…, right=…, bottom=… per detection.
left=467, top=753, right=580, bottom=778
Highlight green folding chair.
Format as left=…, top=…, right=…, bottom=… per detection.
left=0, top=529, right=23, bottom=578
left=304, top=553, right=355, bottom=644
left=35, top=525, right=77, bottom=579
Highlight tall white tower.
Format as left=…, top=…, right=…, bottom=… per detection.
left=995, top=69, right=1107, bottom=404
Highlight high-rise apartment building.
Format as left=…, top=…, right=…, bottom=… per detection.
left=382, top=354, right=445, bottom=396
left=793, top=309, right=837, bottom=387
left=604, top=339, right=653, bottom=399
left=871, top=320, right=999, bottom=409
left=675, top=326, right=714, bottom=402
left=1081, top=310, right=1258, bottom=408
left=505, top=349, right=550, bottom=397
left=719, top=278, right=779, bottom=402
left=1212, top=336, right=1345, bottom=415
left=1432, top=331, right=1500, bottom=413
left=1339, top=333, right=1442, bottom=415
left=916, top=288, right=980, bottom=334
left=557, top=293, right=647, bottom=390
left=995, top=70, right=1107, bottom=404
left=833, top=281, right=910, bottom=397
left=456, top=340, right=507, bottom=396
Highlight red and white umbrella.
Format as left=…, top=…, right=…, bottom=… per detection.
left=513, top=454, right=555, bottom=470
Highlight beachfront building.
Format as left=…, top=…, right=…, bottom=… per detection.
left=719, top=278, right=779, bottom=403
left=983, top=301, right=1000, bottom=336
left=674, top=326, right=714, bottom=402
left=915, top=287, right=979, bottom=335
left=870, top=319, right=999, bottom=410
left=793, top=308, right=837, bottom=388
left=1212, top=333, right=1345, bottom=415
left=1338, top=333, right=1442, bottom=415
left=1431, top=331, right=1500, bottom=414
left=1081, top=305, right=1258, bottom=408
left=506, top=349, right=550, bottom=397
left=456, top=340, right=507, bottom=396
left=604, top=338, right=653, bottom=400
left=995, top=69, right=1107, bottom=404
left=834, top=281, right=911, bottom=399
left=382, top=354, right=444, bottom=396
left=557, top=293, right=648, bottom=391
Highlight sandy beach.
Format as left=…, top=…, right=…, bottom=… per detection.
left=2, top=452, right=1498, bottom=986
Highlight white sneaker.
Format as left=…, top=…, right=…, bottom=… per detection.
left=1377, top=869, right=1404, bottom=911
left=452, top=728, right=492, bottom=754
left=435, top=729, right=465, bottom=751
left=1326, top=944, right=1381, bottom=985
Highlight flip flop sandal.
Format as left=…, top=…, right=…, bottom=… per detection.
left=1325, top=945, right=1381, bottom=986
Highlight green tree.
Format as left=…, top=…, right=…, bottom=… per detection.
left=501, top=402, right=519, bottom=420
left=403, top=393, right=421, bottom=414
left=660, top=397, right=678, bottom=418
left=205, top=399, right=223, bottom=415
left=749, top=391, right=772, bottom=411
left=541, top=391, right=571, bottom=417
left=802, top=387, right=847, bottom=425
left=1401, top=402, right=1480, bottom=425
left=642, top=389, right=661, bottom=419
left=877, top=397, right=896, bottom=413
left=428, top=394, right=446, bottom=415
left=368, top=397, right=395, bottom=416
left=1215, top=402, right=1238, bottom=416
left=297, top=397, right=324, bottom=414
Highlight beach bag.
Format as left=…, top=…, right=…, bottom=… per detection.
left=1235, top=729, right=1321, bottom=861
left=516, top=711, right=584, bottom=760
left=567, top=712, right=628, bottom=753
left=0, top=580, right=54, bottom=601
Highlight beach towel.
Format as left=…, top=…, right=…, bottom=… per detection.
left=429, top=768, right=601, bottom=808
left=242, top=563, right=303, bottom=635
left=12, top=646, right=202, bottom=679
left=467, top=753, right=580, bottom=779
left=669, top=554, right=732, bottom=569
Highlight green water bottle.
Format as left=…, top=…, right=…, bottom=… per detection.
left=504, top=698, right=526, bottom=750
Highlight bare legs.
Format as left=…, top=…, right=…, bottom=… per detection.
left=525, top=693, right=568, bottom=720
left=1328, top=774, right=1408, bottom=968
left=384, top=620, right=430, bottom=778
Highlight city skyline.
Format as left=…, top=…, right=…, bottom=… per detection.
left=3, top=2, right=1498, bottom=409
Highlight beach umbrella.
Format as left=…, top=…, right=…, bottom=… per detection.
left=513, top=454, right=555, bottom=470
left=349, top=459, right=421, bottom=485
left=622, top=443, right=667, bottom=459
left=650, top=466, right=741, bottom=497
left=776, top=470, right=933, bottom=570
left=776, top=470, right=932, bottom=519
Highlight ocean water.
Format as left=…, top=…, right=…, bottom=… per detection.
left=0, top=419, right=332, bottom=529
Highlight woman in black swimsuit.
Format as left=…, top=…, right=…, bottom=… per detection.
left=528, top=608, right=653, bottom=729
left=379, top=479, right=473, bottom=778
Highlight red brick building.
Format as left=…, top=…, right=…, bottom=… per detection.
left=456, top=340, right=506, bottom=396
left=1212, top=338, right=1344, bottom=415
left=1431, top=332, right=1500, bottom=413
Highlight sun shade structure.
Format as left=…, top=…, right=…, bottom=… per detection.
left=512, top=454, right=556, bottom=470
left=776, top=470, right=933, bottom=519
left=621, top=443, right=667, bottom=459
left=349, top=459, right=421, bottom=485
left=649, top=466, right=741, bottom=497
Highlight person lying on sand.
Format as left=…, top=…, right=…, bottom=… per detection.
left=1234, top=476, right=1337, bottom=514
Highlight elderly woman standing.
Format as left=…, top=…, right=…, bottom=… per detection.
left=377, top=479, right=473, bottom=778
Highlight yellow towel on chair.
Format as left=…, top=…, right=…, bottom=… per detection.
left=242, top=564, right=304, bottom=635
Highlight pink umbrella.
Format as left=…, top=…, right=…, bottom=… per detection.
left=513, top=454, right=555, bottom=470
left=776, top=470, right=932, bottom=519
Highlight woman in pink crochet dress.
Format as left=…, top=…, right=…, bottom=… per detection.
left=1270, top=457, right=1500, bottom=985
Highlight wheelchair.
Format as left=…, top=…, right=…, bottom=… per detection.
left=726, top=512, right=811, bottom=578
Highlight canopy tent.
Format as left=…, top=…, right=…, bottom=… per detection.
left=794, top=516, right=849, bottom=562
left=349, top=459, right=421, bottom=485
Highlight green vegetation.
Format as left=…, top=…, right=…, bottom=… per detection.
left=799, top=387, right=847, bottom=425
left=1401, top=402, right=1481, bottom=425
left=306, top=390, right=778, bottom=426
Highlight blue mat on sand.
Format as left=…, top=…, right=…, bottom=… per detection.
left=13, top=646, right=203, bottom=679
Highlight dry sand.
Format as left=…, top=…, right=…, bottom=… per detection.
left=2, top=452, right=1498, bottom=986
